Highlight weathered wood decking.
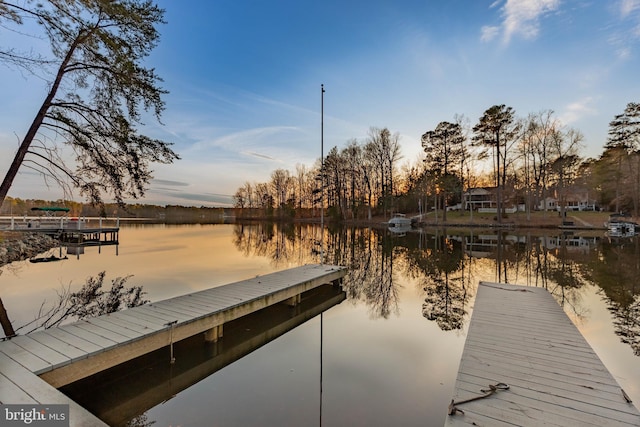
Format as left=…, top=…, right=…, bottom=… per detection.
left=0, top=264, right=346, bottom=426
left=0, top=352, right=109, bottom=426
left=63, top=284, right=347, bottom=426
left=445, top=282, right=640, bottom=427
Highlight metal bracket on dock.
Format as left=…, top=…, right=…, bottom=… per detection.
left=165, top=320, right=178, bottom=364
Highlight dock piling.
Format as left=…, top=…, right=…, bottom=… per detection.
left=204, top=324, right=224, bottom=343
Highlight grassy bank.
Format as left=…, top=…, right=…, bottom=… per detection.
left=416, top=210, right=611, bottom=228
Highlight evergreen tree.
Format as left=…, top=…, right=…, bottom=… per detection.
left=0, top=0, right=179, bottom=208
left=421, top=121, right=465, bottom=222
left=472, top=105, right=520, bottom=223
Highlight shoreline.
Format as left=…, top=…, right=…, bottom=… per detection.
left=0, top=211, right=614, bottom=267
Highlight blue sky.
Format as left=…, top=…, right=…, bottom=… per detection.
left=1, top=0, right=640, bottom=206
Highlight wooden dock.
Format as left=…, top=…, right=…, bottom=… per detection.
left=0, top=264, right=346, bottom=425
left=62, top=284, right=347, bottom=426
left=446, top=282, right=640, bottom=427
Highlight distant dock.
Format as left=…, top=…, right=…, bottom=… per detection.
left=446, top=282, right=640, bottom=426
left=0, top=264, right=346, bottom=426
left=1, top=216, right=120, bottom=255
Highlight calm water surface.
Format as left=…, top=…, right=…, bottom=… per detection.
left=1, top=223, right=638, bottom=426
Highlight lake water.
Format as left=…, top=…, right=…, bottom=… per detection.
left=1, top=223, right=639, bottom=426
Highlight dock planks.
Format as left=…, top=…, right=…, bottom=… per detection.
left=0, top=352, right=108, bottom=426
left=445, top=282, right=640, bottom=427
left=0, top=264, right=346, bottom=425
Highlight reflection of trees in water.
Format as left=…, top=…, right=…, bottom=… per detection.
left=231, top=223, right=640, bottom=353
left=125, top=413, right=154, bottom=427
left=422, top=275, right=466, bottom=331
left=335, top=228, right=399, bottom=318
left=233, top=223, right=400, bottom=318
left=232, top=222, right=318, bottom=266
left=583, top=236, right=640, bottom=356
left=608, top=295, right=640, bottom=356
left=402, top=231, right=469, bottom=331
left=539, top=234, right=590, bottom=321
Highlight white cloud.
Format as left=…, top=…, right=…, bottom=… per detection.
left=482, top=0, right=561, bottom=44
left=606, top=0, right=640, bottom=61
left=559, top=97, right=597, bottom=125
left=189, top=126, right=301, bottom=153
left=620, top=0, right=640, bottom=18
left=481, top=25, right=500, bottom=42
left=617, top=46, right=632, bottom=59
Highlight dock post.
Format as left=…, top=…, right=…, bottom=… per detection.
left=204, top=324, right=224, bottom=342
left=286, top=294, right=302, bottom=307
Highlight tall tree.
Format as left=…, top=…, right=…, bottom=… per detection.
left=323, top=146, right=345, bottom=218
left=521, top=110, right=560, bottom=213
left=550, top=127, right=583, bottom=218
left=605, top=102, right=640, bottom=214
left=233, top=187, right=248, bottom=209
left=472, top=105, right=520, bottom=223
left=0, top=0, right=178, bottom=208
left=608, top=102, right=640, bottom=151
left=421, top=121, right=465, bottom=222
left=341, top=140, right=364, bottom=220
left=270, top=169, right=293, bottom=214
left=365, top=127, right=401, bottom=217
left=294, top=163, right=308, bottom=210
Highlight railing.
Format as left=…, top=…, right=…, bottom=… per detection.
left=0, top=216, right=120, bottom=231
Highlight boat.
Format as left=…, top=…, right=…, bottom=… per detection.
left=31, top=206, right=70, bottom=213
left=604, top=213, right=638, bottom=236
left=606, top=221, right=637, bottom=237
left=28, top=206, right=72, bottom=229
left=29, top=255, right=68, bottom=263
left=387, top=214, right=412, bottom=233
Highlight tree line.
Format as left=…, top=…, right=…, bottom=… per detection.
left=234, top=103, right=640, bottom=220
left=0, top=197, right=229, bottom=223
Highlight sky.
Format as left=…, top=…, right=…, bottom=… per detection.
left=1, top=0, right=640, bottom=207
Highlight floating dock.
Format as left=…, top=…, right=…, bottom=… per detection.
left=446, top=281, right=640, bottom=427
left=62, top=284, right=347, bottom=426
left=0, top=264, right=346, bottom=426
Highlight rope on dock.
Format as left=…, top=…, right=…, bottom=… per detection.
left=448, top=382, right=510, bottom=415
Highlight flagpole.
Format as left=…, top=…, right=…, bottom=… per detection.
left=319, top=84, right=325, bottom=427
left=320, top=84, right=325, bottom=264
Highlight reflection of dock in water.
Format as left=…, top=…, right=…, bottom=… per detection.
left=0, top=264, right=346, bottom=426
left=62, top=284, right=346, bottom=426
left=60, top=227, right=120, bottom=256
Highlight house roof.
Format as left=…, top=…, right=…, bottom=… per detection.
left=464, top=187, right=495, bottom=196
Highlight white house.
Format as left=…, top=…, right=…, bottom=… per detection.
left=463, top=187, right=496, bottom=211
left=537, top=197, right=557, bottom=211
